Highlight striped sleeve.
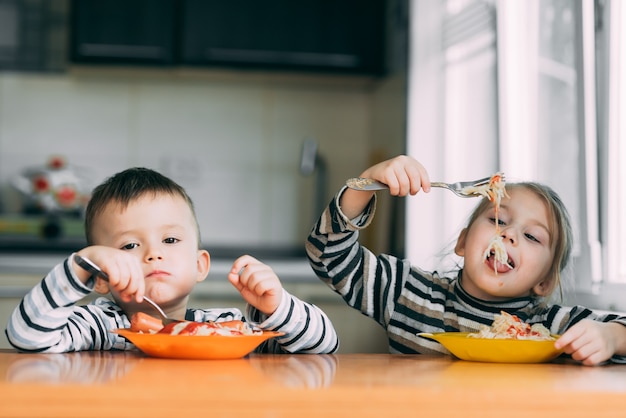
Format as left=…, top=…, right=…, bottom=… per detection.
left=246, top=288, right=339, bottom=354
left=305, top=188, right=405, bottom=329
left=545, top=305, right=626, bottom=364
left=5, top=256, right=131, bottom=353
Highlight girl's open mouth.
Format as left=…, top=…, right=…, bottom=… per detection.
left=485, top=251, right=515, bottom=273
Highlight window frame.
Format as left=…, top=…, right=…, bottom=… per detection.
left=406, top=0, right=626, bottom=309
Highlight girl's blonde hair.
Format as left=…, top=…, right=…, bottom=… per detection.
left=464, top=182, right=573, bottom=298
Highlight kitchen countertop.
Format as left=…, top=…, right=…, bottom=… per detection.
left=0, top=251, right=317, bottom=283
left=0, top=350, right=625, bottom=417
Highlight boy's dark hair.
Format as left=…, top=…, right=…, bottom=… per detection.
left=84, top=167, right=199, bottom=245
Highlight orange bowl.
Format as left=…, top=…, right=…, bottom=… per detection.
left=112, top=329, right=283, bottom=360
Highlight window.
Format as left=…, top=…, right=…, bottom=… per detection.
left=407, top=0, right=626, bottom=307
left=597, top=0, right=626, bottom=284
left=497, top=0, right=601, bottom=292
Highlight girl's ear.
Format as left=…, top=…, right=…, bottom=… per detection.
left=196, top=250, right=211, bottom=283
left=455, top=228, right=468, bottom=256
left=532, top=277, right=554, bottom=297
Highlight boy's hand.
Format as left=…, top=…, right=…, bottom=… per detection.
left=73, top=246, right=145, bottom=303
left=555, top=320, right=626, bottom=366
left=228, top=255, right=282, bottom=316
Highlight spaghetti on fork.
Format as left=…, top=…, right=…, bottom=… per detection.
left=463, top=173, right=512, bottom=274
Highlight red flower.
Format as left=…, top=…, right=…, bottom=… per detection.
left=55, top=185, right=77, bottom=208
left=32, top=175, right=49, bottom=193
left=48, top=156, right=66, bottom=170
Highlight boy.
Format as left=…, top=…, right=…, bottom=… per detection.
left=7, top=167, right=339, bottom=354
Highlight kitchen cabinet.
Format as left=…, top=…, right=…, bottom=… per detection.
left=69, top=0, right=176, bottom=65
left=180, top=0, right=386, bottom=75
left=0, top=0, right=68, bottom=72
left=69, top=0, right=386, bottom=75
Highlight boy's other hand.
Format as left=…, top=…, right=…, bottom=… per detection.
left=228, top=255, right=282, bottom=316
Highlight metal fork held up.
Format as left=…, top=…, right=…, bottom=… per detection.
left=345, top=175, right=497, bottom=198
left=429, top=176, right=493, bottom=198
left=74, top=255, right=180, bottom=325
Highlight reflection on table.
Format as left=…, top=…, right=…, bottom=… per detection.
left=5, top=351, right=141, bottom=384
left=1, top=350, right=625, bottom=418
left=1, top=349, right=337, bottom=389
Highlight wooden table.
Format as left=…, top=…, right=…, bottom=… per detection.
left=0, top=349, right=625, bottom=417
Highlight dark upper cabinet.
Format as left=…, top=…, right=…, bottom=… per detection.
left=69, top=0, right=176, bottom=65
left=0, top=0, right=68, bottom=72
left=69, top=0, right=386, bottom=75
left=180, top=0, right=386, bottom=75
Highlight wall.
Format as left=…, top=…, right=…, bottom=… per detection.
left=0, top=0, right=410, bottom=254
left=0, top=68, right=384, bottom=250
left=0, top=59, right=405, bottom=355
left=0, top=0, right=408, bottom=353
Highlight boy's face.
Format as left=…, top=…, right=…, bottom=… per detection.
left=90, top=193, right=209, bottom=310
left=455, top=188, right=556, bottom=301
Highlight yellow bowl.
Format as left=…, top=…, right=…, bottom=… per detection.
left=418, top=332, right=563, bottom=363
left=113, top=329, right=283, bottom=360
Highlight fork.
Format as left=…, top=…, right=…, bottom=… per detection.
left=74, top=255, right=181, bottom=325
left=345, top=175, right=495, bottom=198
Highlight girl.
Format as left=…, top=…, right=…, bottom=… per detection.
left=306, top=155, right=626, bottom=365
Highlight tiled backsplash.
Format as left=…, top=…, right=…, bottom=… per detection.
left=0, top=69, right=402, bottom=251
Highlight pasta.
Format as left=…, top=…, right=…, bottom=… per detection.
left=346, top=178, right=376, bottom=189
left=463, top=173, right=512, bottom=274
left=468, top=311, right=555, bottom=341
left=157, top=320, right=262, bottom=336
left=461, top=173, right=507, bottom=207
